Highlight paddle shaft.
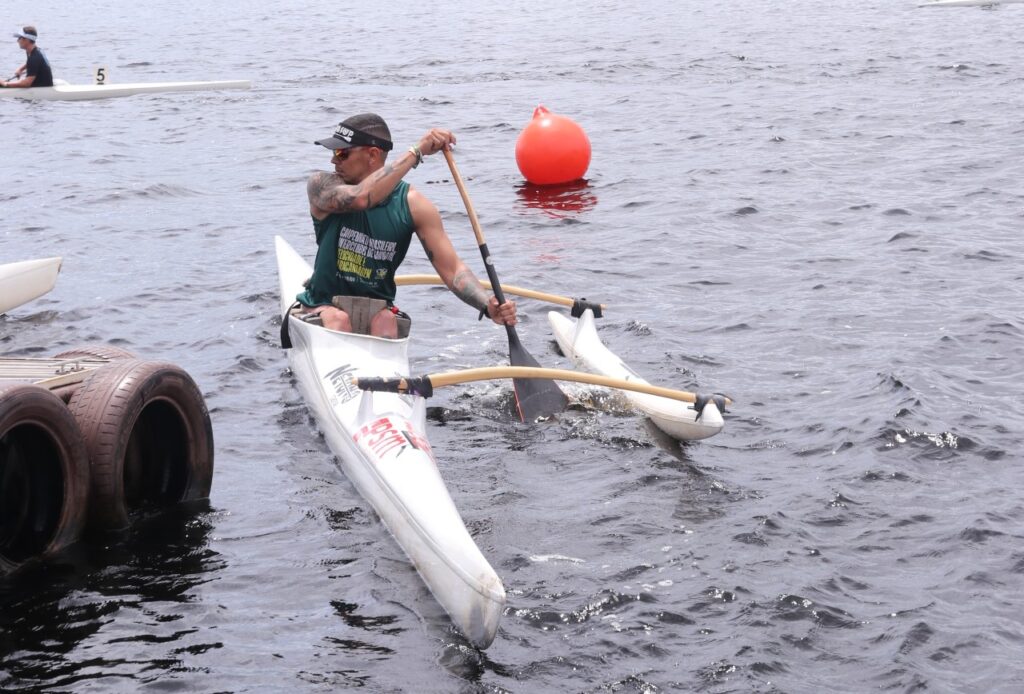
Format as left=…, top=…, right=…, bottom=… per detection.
left=442, top=150, right=509, bottom=304
left=442, top=150, right=517, bottom=345
left=442, top=149, right=567, bottom=421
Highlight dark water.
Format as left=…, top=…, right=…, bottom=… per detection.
left=3, top=0, right=1023, bottom=691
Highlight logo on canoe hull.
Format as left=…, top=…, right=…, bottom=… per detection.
left=325, top=364, right=360, bottom=406
left=353, top=416, right=434, bottom=463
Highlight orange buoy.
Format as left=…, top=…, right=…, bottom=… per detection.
left=515, top=105, right=591, bottom=185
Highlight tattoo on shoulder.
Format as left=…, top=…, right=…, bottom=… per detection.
left=307, top=172, right=330, bottom=198
left=308, top=172, right=357, bottom=211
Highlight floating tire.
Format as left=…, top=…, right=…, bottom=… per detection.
left=53, top=344, right=137, bottom=361
left=50, top=345, right=138, bottom=404
left=0, top=383, right=90, bottom=576
left=66, top=359, right=214, bottom=532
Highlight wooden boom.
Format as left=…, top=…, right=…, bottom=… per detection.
left=355, top=366, right=732, bottom=407
left=395, top=274, right=605, bottom=316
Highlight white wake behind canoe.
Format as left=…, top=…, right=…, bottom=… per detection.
left=0, top=257, right=62, bottom=314
left=275, top=235, right=505, bottom=648
left=548, top=309, right=724, bottom=441
left=0, top=80, right=251, bottom=102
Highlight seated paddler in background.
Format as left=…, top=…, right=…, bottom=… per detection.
left=296, top=112, right=517, bottom=337
left=1, top=27, right=53, bottom=88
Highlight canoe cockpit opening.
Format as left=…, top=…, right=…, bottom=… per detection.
left=282, top=298, right=411, bottom=349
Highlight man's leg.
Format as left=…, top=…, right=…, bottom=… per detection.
left=369, top=308, right=399, bottom=338
left=297, top=304, right=353, bottom=332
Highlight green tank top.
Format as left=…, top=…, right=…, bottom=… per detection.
left=296, top=181, right=414, bottom=306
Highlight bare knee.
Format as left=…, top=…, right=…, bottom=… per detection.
left=318, top=306, right=353, bottom=332
left=369, top=308, right=398, bottom=338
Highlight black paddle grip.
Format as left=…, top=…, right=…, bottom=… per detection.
left=477, top=243, right=508, bottom=305
left=357, top=376, right=434, bottom=398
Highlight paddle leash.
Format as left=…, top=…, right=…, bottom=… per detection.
left=443, top=150, right=568, bottom=422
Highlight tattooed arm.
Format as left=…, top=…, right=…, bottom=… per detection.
left=409, top=187, right=517, bottom=326
left=307, top=165, right=405, bottom=218
left=308, top=127, right=457, bottom=219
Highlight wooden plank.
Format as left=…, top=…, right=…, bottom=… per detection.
left=0, top=357, right=107, bottom=387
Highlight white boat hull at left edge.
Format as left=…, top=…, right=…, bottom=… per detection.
left=0, top=257, right=62, bottom=314
left=0, top=79, right=251, bottom=102
left=549, top=309, right=725, bottom=441
left=274, top=235, right=505, bottom=649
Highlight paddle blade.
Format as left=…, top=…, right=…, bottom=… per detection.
left=506, top=326, right=568, bottom=421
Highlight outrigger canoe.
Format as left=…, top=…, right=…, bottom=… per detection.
left=548, top=309, right=725, bottom=441
left=0, top=79, right=251, bottom=102
left=0, top=256, right=62, bottom=314
left=274, top=236, right=505, bottom=649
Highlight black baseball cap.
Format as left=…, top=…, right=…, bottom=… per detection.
left=315, top=113, right=394, bottom=151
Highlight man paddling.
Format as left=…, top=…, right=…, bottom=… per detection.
left=1, top=27, right=53, bottom=89
left=297, top=113, right=516, bottom=337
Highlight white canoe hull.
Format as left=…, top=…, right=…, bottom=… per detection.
left=548, top=309, right=724, bottom=441
left=0, top=257, right=62, bottom=314
left=0, top=80, right=251, bottom=102
left=275, top=236, right=504, bottom=648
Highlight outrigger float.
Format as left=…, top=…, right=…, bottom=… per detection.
left=548, top=309, right=726, bottom=440
left=395, top=277, right=728, bottom=441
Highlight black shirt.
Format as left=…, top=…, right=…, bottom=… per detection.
left=26, top=47, right=53, bottom=88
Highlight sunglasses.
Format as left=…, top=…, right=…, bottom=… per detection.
left=333, top=146, right=379, bottom=161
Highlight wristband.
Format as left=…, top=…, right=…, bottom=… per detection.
left=408, top=145, right=424, bottom=168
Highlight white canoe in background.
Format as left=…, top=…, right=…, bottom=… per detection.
left=0, top=257, right=62, bottom=314
left=919, top=0, right=1023, bottom=6
left=0, top=79, right=251, bottom=102
left=548, top=309, right=725, bottom=442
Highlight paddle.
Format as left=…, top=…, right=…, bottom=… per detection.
left=443, top=150, right=568, bottom=421
left=354, top=366, right=732, bottom=410
left=396, top=274, right=605, bottom=316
